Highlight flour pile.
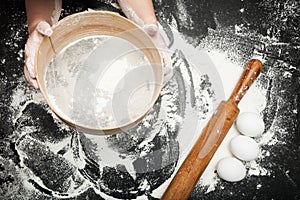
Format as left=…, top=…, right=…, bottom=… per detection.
left=45, top=36, right=156, bottom=129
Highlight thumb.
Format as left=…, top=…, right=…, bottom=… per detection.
left=36, top=21, right=53, bottom=37
left=143, top=24, right=158, bottom=36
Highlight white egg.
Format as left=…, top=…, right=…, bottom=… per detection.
left=216, top=157, right=246, bottom=182
left=236, top=112, right=265, bottom=137
left=230, top=135, right=260, bottom=161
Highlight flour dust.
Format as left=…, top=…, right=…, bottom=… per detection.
left=45, top=36, right=157, bottom=129
left=161, top=28, right=279, bottom=194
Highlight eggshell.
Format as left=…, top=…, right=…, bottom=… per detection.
left=216, top=157, right=246, bottom=182
left=230, top=135, right=260, bottom=161
left=236, top=112, right=265, bottom=137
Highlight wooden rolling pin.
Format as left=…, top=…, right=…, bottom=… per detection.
left=161, top=59, right=263, bottom=200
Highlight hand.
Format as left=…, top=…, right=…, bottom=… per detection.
left=143, top=24, right=173, bottom=84
left=24, top=21, right=53, bottom=89
left=117, top=0, right=173, bottom=84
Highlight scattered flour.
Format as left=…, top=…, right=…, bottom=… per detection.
left=7, top=25, right=280, bottom=199
left=196, top=50, right=271, bottom=193
left=157, top=29, right=277, bottom=194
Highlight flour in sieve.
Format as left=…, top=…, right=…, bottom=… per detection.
left=44, top=36, right=157, bottom=129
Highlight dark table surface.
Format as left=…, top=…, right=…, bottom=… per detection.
left=0, top=0, right=299, bottom=199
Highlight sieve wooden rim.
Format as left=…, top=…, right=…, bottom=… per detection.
left=35, top=11, right=164, bottom=135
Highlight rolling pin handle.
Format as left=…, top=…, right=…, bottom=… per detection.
left=228, top=59, right=263, bottom=105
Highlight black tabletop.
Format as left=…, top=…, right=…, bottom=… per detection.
left=0, top=0, right=299, bottom=199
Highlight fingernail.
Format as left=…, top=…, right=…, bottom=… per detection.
left=44, top=27, right=53, bottom=36
left=37, top=21, right=52, bottom=36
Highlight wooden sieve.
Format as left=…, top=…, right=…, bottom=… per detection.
left=35, top=11, right=164, bottom=135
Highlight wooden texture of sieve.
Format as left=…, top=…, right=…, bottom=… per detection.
left=35, top=11, right=164, bottom=135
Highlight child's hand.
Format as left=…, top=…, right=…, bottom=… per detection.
left=24, top=21, right=52, bottom=89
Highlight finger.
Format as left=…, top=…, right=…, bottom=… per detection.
left=24, top=66, right=39, bottom=89
left=25, top=56, right=36, bottom=79
left=143, top=24, right=158, bottom=36
left=36, top=21, right=53, bottom=37
left=24, top=31, right=43, bottom=79
left=163, top=64, right=173, bottom=75
left=161, top=52, right=173, bottom=84
left=163, top=68, right=173, bottom=84
left=51, top=0, right=62, bottom=24
left=163, top=60, right=173, bottom=78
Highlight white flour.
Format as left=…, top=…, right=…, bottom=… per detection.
left=45, top=35, right=157, bottom=129
left=155, top=28, right=275, bottom=194
left=197, top=51, right=270, bottom=193
left=8, top=26, right=280, bottom=199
